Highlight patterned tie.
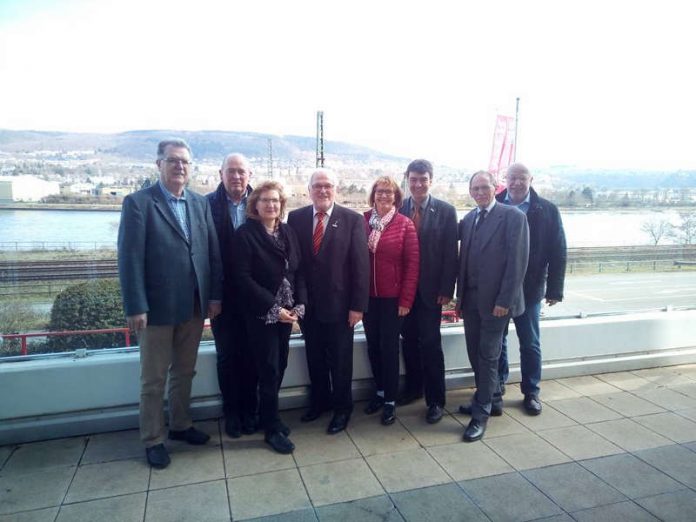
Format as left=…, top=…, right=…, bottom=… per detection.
left=313, top=212, right=326, bottom=255
left=474, top=209, right=487, bottom=232
left=411, top=204, right=421, bottom=234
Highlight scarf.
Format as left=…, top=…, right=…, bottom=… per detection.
left=367, top=206, right=396, bottom=253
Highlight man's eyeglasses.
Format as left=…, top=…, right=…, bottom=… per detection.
left=311, top=183, right=334, bottom=191
left=164, top=158, right=192, bottom=166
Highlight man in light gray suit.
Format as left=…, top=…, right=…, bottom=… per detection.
left=456, top=171, right=528, bottom=442
left=118, top=139, right=223, bottom=468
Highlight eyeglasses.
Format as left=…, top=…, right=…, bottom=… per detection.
left=311, top=183, right=334, bottom=191
left=259, top=198, right=280, bottom=204
left=164, top=158, right=192, bottom=166
left=375, top=189, right=394, bottom=196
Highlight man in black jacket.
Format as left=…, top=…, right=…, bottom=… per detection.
left=496, top=163, right=567, bottom=415
left=206, top=153, right=259, bottom=438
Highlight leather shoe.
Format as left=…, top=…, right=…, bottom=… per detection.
left=145, top=443, right=170, bottom=469
left=463, top=419, right=486, bottom=442
left=524, top=395, right=542, bottom=416
left=458, top=403, right=503, bottom=417
left=300, top=407, right=326, bottom=423
left=396, top=391, right=423, bottom=406
left=381, top=403, right=396, bottom=425
left=169, top=426, right=210, bottom=445
left=426, top=404, right=444, bottom=424
left=224, top=417, right=241, bottom=439
left=364, top=396, right=385, bottom=415
left=327, top=413, right=350, bottom=434
left=241, top=414, right=258, bottom=435
left=265, top=431, right=295, bottom=454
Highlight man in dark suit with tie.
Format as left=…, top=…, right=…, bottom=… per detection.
left=399, top=159, right=458, bottom=424
left=207, top=153, right=259, bottom=438
left=287, top=169, right=370, bottom=434
left=118, top=139, right=223, bottom=468
left=456, top=171, right=529, bottom=442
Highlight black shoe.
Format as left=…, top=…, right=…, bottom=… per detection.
left=458, top=403, right=503, bottom=417
left=265, top=431, right=295, bottom=454
left=364, top=396, right=385, bottom=415
left=396, top=391, right=423, bottom=406
left=327, top=413, right=350, bottom=434
left=241, top=414, right=258, bottom=435
left=146, top=443, right=170, bottom=469
left=500, top=383, right=506, bottom=396
left=169, top=426, right=210, bottom=445
left=278, top=421, right=291, bottom=436
left=381, top=403, right=396, bottom=425
left=426, top=404, right=444, bottom=424
left=463, top=419, right=486, bottom=442
left=524, top=395, right=542, bottom=416
left=301, top=407, right=326, bottom=423
left=224, top=416, right=242, bottom=438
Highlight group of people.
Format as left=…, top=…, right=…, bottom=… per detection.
left=117, top=139, right=566, bottom=469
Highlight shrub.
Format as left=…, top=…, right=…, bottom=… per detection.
left=48, top=279, right=127, bottom=351
left=0, top=299, right=48, bottom=356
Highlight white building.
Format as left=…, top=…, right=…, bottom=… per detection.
left=0, top=175, right=61, bottom=203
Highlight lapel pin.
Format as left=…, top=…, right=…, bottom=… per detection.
left=331, top=220, right=339, bottom=228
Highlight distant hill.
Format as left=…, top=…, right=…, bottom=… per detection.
left=0, top=129, right=404, bottom=163
left=545, top=167, right=696, bottom=189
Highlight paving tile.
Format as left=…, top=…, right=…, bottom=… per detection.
left=531, top=515, right=574, bottom=521
left=444, top=388, right=475, bottom=414
left=146, top=480, right=230, bottom=522
left=674, top=407, right=696, bottom=423
left=65, top=458, right=149, bottom=503
left=523, top=462, right=626, bottom=511
left=0, top=467, right=74, bottom=515
left=150, top=445, right=224, bottom=490
left=674, top=363, right=696, bottom=380
left=536, top=425, right=623, bottom=461
left=504, top=402, right=577, bottom=431
left=483, top=432, right=571, bottom=471
left=366, top=448, right=450, bottom=493
left=595, top=371, right=656, bottom=392
left=249, top=508, right=318, bottom=521
left=571, top=500, right=659, bottom=521
left=229, top=468, right=310, bottom=520
left=1, top=437, right=86, bottom=475
left=585, top=418, right=672, bottom=451
left=299, top=457, right=384, bottom=507
left=478, top=413, right=530, bottom=439
left=0, top=507, right=59, bottom=522
left=537, top=380, right=582, bottom=400
left=391, top=483, right=487, bottom=521
left=347, top=417, right=419, bottom=457
left=635, top=489, right=696, bottom=522
left=460, top=472, right=563, bottom=521
left=669, top=382, right=696, bottom=399
left=591, top=392, right=666, bottom=417
left=0, top=447, right=13, bottom=470
left=555, top=375, right=621, bottom=396
left=292, top=431, right=361, bottom=467
left=685, top=441, right=696, bottom=453
left=223, top=439, right=295, bottom=478
left=635, top=444, right=696, bottom=488
left=81, top=429, right=143, bottom=464
left=580, top=453, right=683, bottom=498
left=167, top=420, right=221, bottom=447
left=316, top=495, right=403, bottom=522
left=633, top=387, right=696, bottom=411
left=282, top=408, right=336, bottom=437
left=428, top=441, right=514, bottom=481
left=633, top=411, right=696, bottom=443
left=397, top=411, right=464, bottom=447
left=631, top=367, right=695, bottom=386
left=546, top=397, right=622, bottom=424
left=57, top=492, right=146, bottom=522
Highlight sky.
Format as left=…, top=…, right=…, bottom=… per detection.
left=0, top=0, right=694, bottom=170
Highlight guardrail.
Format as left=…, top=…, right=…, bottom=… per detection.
left=0, top=241, right=116, bottom=251
left=1, top=327, right=131, bottom=356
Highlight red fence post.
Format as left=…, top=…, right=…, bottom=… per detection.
left=125, top=329, right=131, bottom=347
left=21, top=335, right=27, bottom=356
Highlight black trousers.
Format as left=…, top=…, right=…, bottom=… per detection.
left=363, top=297, right=403, bottom=403
left=400, top=293, right=447, bottom=406
left=462, top=289, right=507, bottom=423
left=244, top=316, right=292, bottom=434
left=302, top=317, right=355, bottom=414
left=210, top=310, right=258, bottom=420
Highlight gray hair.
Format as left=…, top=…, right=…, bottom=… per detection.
left=220, top=153, right=252, bottom=172
left=308, top=168, right=338, bottom=189
left=157, top=139, right=192, bottom=160
left=506, top=163, right=531, bottom=178
left=469, top=170, right=497, bottom=188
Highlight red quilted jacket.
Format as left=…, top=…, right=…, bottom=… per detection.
left=363, top=210, right=420, bottom=308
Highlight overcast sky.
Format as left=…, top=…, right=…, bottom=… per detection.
left=0, top=0, right=693, bottom=170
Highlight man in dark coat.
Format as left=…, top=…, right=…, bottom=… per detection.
left=496, top=163, right=567, bottom=415
left=206, top=153, right=259, bottom=437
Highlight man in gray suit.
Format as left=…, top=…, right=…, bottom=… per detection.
left=456, top=171, right=528, bottom=442
left=399, top=159, right=458, bottom=424
left=118, top=139, right=223, bottom=468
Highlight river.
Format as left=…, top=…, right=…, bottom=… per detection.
left=0, top=207, right=683, bottom=249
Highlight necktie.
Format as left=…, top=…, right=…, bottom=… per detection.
left=411, top=204, right=421, bottom=234
left=474, top=209, right=487, bottom=232
left=313, top=212, right=325, bottom=255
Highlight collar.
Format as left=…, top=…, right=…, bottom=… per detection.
left=158, top=181, right=186, bottom=201
left=225, top=185, right=252, bottom=205
left=504, top=190, right=530, bottom=207
left=313, top=204, right=334, bottom=219
left=410, top=194, right=430, bottom=211
left=478, top=199, right=496, bottom=214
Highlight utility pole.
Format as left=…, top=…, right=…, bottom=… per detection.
left=514, top=97, right=520, bottom=161
left=267, top=137, right=273, bottom=178
left=316, top=110, right=325, bottom=168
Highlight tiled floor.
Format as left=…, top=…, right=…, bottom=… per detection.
left=2, top=365, right=696, bottom=521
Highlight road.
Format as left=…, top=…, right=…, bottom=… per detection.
left=544, top=271, right=696, bottom=318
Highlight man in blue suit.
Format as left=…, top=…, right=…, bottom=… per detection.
left=118, top=139, right=223, bottom=469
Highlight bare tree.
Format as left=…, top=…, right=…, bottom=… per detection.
left=668, top=211, right=696, bottom=245
left=641, top=218, right=673, bottom=245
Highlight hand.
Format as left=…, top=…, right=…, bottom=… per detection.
left=279, top=308, right=298, bottom=324
left=398, top=306, right=410, bottom=317
left=348, top=310, right=363, bottom=328
left=207, top=302, right=222, bottom=320
left=127, top=313, right=147, bottom=332
left=492, top=305, right=509, bottom=317
left=436, top=296, right=452, bottom=306
left=546, top=299, right=559, bottom=306
left=454, top=302, right=461, bottom=321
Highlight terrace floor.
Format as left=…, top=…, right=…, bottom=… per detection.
left=2, top=365, right=696, bottom=521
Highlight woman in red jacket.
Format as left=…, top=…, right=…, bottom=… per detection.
left=362, top=176, right=420, bottom=425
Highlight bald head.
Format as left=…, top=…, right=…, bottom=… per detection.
left=505, top=163, right=533, bottom=204
left=220, top=153, right=252, bottom=203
